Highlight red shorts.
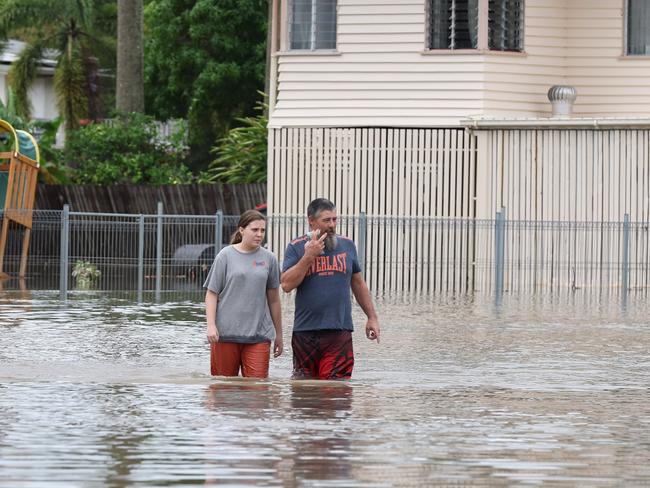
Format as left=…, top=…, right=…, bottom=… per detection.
left=210, top=342, right=270, bottom=378
left=291, top=330, right=354, bottom=380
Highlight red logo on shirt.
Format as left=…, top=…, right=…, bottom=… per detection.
left=306, top=252, right=347, bottom=277
left=253, top=260, right=267, bottom=268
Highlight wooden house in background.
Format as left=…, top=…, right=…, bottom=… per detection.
left=267, top=0, right=650, bottom=223
left=264, top=0, right=650, bottom=293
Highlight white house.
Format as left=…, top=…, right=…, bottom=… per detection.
left=267, top=0, right=650, bottom=217
left=0, top=39, right=58, bottom=121
left=265, top=0, right=650, bottom=293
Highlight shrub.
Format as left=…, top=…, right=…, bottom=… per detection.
left=203, top=101, right=267, bottom=183
left=32, top=118, right=72, bottom=184
left=0, top=93, right=70, bottom=184
left=72, top=260, right=101, bottom=289
left=64, top=113, right=193, bottom=185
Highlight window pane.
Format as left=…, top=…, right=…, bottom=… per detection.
left=428, top=0, right=479, bottom=49
left=291, top=0, right=313, bottom=50
left=428, top=0, right=452, bottom=49
left=488, top=0, right=523, bottom=52
left=628, top=0, right=650, bottom=55
left=315, top=0, right=337, bottom=49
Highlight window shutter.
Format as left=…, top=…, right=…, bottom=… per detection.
left=428, top=0, right=479, bottom=50
left=488, top=0, right=523, bottom=52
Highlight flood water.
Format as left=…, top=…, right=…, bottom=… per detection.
left=1, top=289, right=649, bottom=486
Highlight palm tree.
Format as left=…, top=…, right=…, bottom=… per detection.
left=0, top=0, right=113, bottom=131
left=0, top=88, right=28, bottom=130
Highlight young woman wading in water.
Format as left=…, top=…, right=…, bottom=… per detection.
left=204, top=210, right=283, bottom=377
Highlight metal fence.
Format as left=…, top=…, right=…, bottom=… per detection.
left=1, top=208, right=648, bottom=298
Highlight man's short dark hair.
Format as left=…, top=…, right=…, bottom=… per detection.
left=307, top=198, right=336, bottom=218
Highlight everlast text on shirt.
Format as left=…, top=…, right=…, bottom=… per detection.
left=306, top=252, right=348, bottom=277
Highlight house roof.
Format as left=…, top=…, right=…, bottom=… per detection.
left=0, top=39, right=57, bottom=69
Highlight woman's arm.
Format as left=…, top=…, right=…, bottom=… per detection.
left=266, top=287, right=283, bottom=357
left=205, top=289, right=220, bottom=343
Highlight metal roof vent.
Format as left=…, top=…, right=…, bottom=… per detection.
left=548, top=85, right=577, bottom=117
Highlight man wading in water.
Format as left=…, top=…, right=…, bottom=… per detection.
left=281, top=198, right=380, bottom=379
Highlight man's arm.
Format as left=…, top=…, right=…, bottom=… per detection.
left=281, top=254, right=315, bottom=293
left=280, top=231, right=327, bottom=293
left=351, top=272, right=380, bottom=343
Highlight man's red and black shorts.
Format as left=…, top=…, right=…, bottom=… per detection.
left=291, top=329, right=354, bottom=380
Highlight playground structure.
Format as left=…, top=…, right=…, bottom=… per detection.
left=0, top=119, right=40, bottom=279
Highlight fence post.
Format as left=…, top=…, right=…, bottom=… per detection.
left=622, top=213, right=630, bottom=296
left=59, top=204, right=70, bottom=300
left=215, top=210, right=223, bottom=254
left=494, top=207, right=506, bottom=298
left=155, top=202, right=163, bottom=302
left=138, top=214, right=144, bottom=302
left=358, top=212, right=367, bottom=276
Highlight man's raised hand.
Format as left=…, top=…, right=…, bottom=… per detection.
left=304, top=229, right=327, bottom=258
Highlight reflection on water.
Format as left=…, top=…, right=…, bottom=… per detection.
left=201, top=381, right=355, bottom=486
left=1, top=290, right=650, bottom=486
left=288, top=382, right=354, bottom=485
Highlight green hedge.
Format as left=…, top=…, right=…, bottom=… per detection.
left=64, top=113, right=193, bottom=185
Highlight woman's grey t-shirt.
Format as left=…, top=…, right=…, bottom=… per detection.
left=203, top=245, right=280, bottom=343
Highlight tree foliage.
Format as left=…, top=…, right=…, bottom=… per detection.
left=32, top=118, right=72, bottom=184
left=0, top=91, right=69, bottom=183
left=0, top=87, right=28, bottom=130
left=0, top=0, right=116, bottom=130
left=53, top=43, right=88, bottom=131
left=144, top=0, right=267, bottom=168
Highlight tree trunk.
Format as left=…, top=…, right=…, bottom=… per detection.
left=116, top=0, right=144, bottom=113
left=264, top=0, right=273, bottom=114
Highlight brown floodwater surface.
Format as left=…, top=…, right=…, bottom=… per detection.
left=1, top=291, right=649, bottom=486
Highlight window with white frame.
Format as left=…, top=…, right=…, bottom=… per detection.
left=290, top=0, right=337, bottom=50
left=427, top=0, right=523, bottom=52
left=627, top=0, right=650, bottom=55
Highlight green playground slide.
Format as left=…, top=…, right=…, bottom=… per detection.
left=16, top=130, right=39, bottom=162
left=0, top=120, right=40, bottom=209
left=0, top=170, right=7, bottom=208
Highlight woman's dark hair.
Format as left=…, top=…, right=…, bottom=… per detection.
left=230, top=209, right=266, bottom=244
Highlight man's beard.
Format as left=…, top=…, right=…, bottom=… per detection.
left=324, top=233, right=338, bottom=251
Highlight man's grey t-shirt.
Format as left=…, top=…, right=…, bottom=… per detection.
left=203, top=245, right=280, bottom=343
